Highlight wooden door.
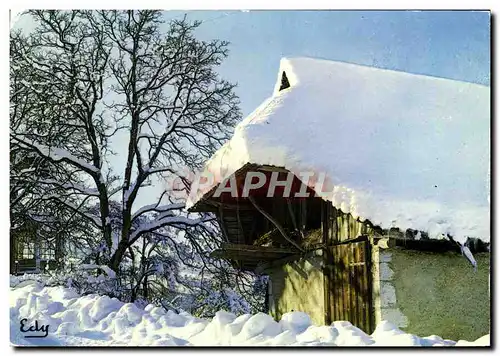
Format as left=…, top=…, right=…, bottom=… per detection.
left=324, top=240, right=373, bottom=333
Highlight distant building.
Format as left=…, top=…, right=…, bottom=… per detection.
left=10, top=219, right=62, bottom=275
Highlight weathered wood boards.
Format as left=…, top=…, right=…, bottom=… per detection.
left=324, top=240, right=373, bottom=333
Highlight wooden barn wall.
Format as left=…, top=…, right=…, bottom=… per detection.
left=264, top=201, right=377, bottom=329
left=323, top=240, right=373, bottom=333
left=322, top=202, right=376, bottom=245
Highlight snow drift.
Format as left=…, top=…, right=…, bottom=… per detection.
left=10, top=282, right=489, bottom=346
left=187, top=57, right=490, bottom=243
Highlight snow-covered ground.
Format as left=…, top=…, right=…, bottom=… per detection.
left=10, top=282, right=489, bottom=347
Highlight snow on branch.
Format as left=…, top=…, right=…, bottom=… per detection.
left=131, top=202, right=185, bottom=222
left=12, top=135, right=100, bottom=176
left=137, top=133, right=156, bottom=140
left=143, top=166, right=177, bottom=175
left=39, top=178, right=100, bottom=196
left=108, top=186, right=123, bottom=198
left=81, top=264, right=117, bottom=278
left=129, top=212, right=209, bottom=243
left=15, top=167, right=37, bottom=176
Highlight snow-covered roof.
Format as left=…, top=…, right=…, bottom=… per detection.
left=187, top=57, right=490, bottom=243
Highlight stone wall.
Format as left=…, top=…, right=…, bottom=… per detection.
left=377, top=249, right=410, bottom=327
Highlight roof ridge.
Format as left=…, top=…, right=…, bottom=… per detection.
left=280, top=56, right=490, bottom=88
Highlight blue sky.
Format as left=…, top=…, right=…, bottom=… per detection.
left=164, top=10, right=490, bottom=117
left=14, top=10, right=491, bottom=118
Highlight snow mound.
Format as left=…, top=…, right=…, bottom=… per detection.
left=279, top=311, right=312, bottom=333
left=188, top=57, right=490, bottom=243
left=10, top=283, right=489, bottom=346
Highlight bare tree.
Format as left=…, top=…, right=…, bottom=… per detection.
left=10, top=10, right=240, bottom=274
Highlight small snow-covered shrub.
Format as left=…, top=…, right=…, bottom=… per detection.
left=166, top=274, right=267, bottom=318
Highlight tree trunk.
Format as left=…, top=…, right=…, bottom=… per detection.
left=109, top=239, right=128, bottom=272
left=97, top=181, right=112, bottom=252
left=143, top=276, right=148, bottom=299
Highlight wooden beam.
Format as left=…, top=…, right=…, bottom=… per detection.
left=249, top=217, right=258, bottom=243
left=321, top=200, right=330, bottom=245
left=391, top=236, right=461, bottom=253
left=223, top=243, right=296, bottom=254
left=236, top=199, right=246, bottom=244
left=287, top=199, right=305, bottom=240
left=300, top=199, right=307, bottom=231
left=248, top=196, right=304, bottom=252
left=218, top=206, right=230, bottom=243
left=208, top=200, right=255, bottom=210
left=258, top=165, right=289, bottom=173
left=210, top=243, right=297, bottom=262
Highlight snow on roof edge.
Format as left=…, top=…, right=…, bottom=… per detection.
left=187, top=57, right=490, bottom=244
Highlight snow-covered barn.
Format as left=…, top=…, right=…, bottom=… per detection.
left=187, top=57, right=490, bottom=340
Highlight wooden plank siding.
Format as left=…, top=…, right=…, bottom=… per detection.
left=321, top=199, right=374, bottom=333
left=324, top=240, right=373, bottom=333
